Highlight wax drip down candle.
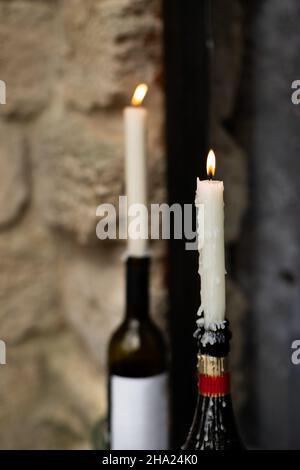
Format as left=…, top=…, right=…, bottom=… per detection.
left=195, top=150, right=226, bottom=329
left=124, top=84, right=148, bottom=257
left=183, top=151, right=244, bottom=449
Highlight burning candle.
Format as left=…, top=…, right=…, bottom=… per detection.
left=195, top=150, right=226, bottom=328
left=124, top=84, right=148, bottom=257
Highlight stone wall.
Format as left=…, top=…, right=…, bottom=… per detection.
left=0, top=0, right=165, bottom=449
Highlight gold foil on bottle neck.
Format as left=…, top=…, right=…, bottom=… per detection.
left=197, top=354, right=229, bottom=377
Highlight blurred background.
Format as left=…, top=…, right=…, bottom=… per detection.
left=0, top=0, right=300, bottom=450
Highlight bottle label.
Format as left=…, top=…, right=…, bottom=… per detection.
left=198, top=355, right=230, bottom=397
left=110, top=373, right=169, bottom=450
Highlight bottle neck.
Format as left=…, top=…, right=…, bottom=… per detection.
left=125, top=256, right=150, bottom=321
left=197, top=354, right=231, bottom=397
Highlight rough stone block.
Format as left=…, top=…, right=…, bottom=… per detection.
left=30, top=332, right=104, bottom=449
left=0, top=226, right=62, bottom=343
left=0, top=332, right=103, bottom=449
left=0, top=1, right=60, bottom=117
left=0, top=122, right=29, bottom=228
left=62, top=0, right=162, bottom=110
left=33, top=110, right=124, bottom=244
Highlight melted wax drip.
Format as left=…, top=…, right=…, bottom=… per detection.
left=194, top=315, right=228, bottom=347
left=182, top=319, right=243, bottom=450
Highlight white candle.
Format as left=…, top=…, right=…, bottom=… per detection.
left=195, top=150, right=226, bottom=328
left=124, top=84, right=148, bottom=257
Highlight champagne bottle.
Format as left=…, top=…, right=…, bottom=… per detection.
left=182, top=319, right=244, bottom=450
left=108, top=256, right=169, bottom=450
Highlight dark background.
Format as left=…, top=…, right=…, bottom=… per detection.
left=164, top=0, right=300, bottom=450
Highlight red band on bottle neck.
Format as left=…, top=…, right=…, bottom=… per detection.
left=198, top=373, right=230, bottom=397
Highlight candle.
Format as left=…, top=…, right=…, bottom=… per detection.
left=124, top=84, right=148, bottom=257
left=195, top=150, right=226, bottom=328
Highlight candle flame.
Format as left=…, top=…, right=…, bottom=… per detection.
left=131, top=83, right=148, bottom=106
left=206, top=149, right=216, bottom=178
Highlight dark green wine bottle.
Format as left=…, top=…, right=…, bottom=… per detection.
left=108, top=256, right=169, bottom=450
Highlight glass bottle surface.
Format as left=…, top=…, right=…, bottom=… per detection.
left=183, top=320, right=244, bottom=450
left=108, top=257, right=169, bottom=450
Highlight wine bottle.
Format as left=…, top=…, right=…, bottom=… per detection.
left=182, top=319, right=244, bottom=450
left=108, top=256, right=169, bottom=450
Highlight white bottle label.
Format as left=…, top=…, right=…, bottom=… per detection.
left=110, top=372, right=169, bottom=450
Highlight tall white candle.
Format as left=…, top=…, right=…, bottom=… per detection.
left=124, top=84, right=148, bottom=257
left=195, top=150, right=226, bottom=328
